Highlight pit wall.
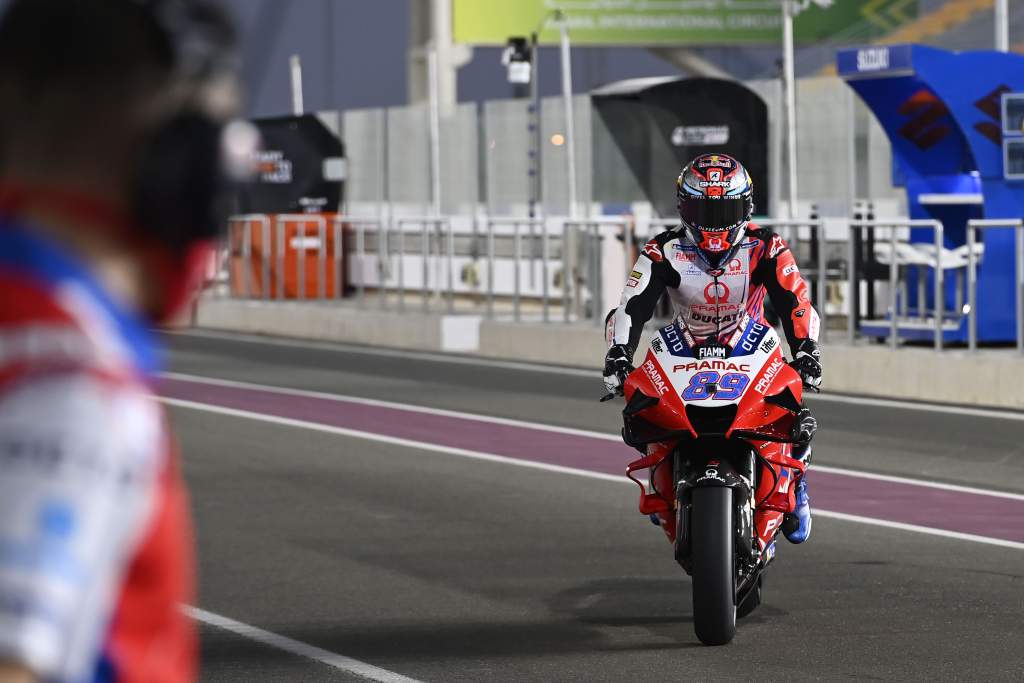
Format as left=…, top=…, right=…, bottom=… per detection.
left=193, top=298, right=1024, bottom=410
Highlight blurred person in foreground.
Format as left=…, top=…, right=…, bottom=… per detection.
left=0, top=1, right=255, bottom=681
left=603, top=154, right=822, bottom=543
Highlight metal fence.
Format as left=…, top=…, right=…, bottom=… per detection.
left=220, top=212, right=1024, bottom=353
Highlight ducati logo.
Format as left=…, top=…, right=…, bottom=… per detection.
left=704, top=282, right=730, bottom=304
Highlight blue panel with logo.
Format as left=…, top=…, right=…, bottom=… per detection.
left=659, top=323, right=693, bottom=358
left=838, top=44, right=1024, bottom=343
left=730, top=317, right=769, bottom=357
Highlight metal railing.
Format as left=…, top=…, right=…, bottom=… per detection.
left=224, top=213, right=834, bottom=327
left=966, top=218, right=1024, bottom=353
left=222, top=212, right=1024, bottom=354
left=483, top=217, right=550, bottom=322
left=849, top=219, right=945, bottom=350
left=563, top=217, right=633, bottom=327
left=392, top=216, right=453, bottom=313
left=331, top=215, right=383, bottom=307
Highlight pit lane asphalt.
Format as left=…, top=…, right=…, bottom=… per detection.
left=164, top=330, right=1024, bottom=681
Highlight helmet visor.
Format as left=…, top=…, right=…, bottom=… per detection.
left=679, top=196, right=748, bottom=232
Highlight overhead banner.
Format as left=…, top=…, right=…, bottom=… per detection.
left=452, top=1, right=918, bottom=46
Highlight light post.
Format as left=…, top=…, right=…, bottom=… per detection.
left=782, top=1, right=797, bottom=221
left=503, top=11, right=576, bottom=221
left=995, top=0, right=1009, bottom=52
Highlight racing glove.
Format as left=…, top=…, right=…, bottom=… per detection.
left=791, top=339, right=822, bottom=389
left=603, top=344, right=634, bottom=395
left=792, top=406, right=817, bottom=451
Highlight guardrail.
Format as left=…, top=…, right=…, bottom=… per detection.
left=332, top=215, right=383, bottom=306
left=222, top=212, right=1024, bottom=353
left=223, top=213, right=834, bottom=327
left=966, top=218, right=1024, bottom=353
left=849, top=219, right=945, bottom=350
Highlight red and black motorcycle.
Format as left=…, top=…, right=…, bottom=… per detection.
left=609, top=315, right=807, bottom=645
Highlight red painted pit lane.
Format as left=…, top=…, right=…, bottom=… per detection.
left=160, top=377, right=1024, bottom=546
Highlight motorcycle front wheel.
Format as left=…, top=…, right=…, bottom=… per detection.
left=690, top=486, right=737, bottom=645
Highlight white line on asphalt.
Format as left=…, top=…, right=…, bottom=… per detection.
left=811, top=465, right=1024, bottom=501
left=161, top=372, right=1024, bottom=502
left=161, top=371, right=623, bottom=442
left=803, top=392, right=1024, bottom=423
left=168, top=329, right=1024, bottom=421
left=162, top=397, right=625, bottom=484
left=812, top=511, right=1024, bottom=552
left=185, top=606, right=423, bottom=683
left=162, top=397, right=1024, bottom=551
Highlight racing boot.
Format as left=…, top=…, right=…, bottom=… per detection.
left=783, top=408, right=816, bottom=543
left=782, top=477, right=812, bottom=544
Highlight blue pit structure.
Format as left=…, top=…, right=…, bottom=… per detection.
left=837, top=44, right=1024, bottom=344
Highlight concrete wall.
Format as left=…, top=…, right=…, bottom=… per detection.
left=194, top=298, right=1024, bottom=410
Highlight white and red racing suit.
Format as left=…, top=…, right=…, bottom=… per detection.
left=0, top=222, right=195, bottom=682
left=607, top=224, right=820, bottom=353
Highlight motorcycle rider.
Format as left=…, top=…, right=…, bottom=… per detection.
left=603, top=153, right=821, bottom=544
left=0, top=1, right=250, bottom=681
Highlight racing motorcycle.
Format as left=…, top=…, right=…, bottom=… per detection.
left=603, top=314, right=807, bottom=645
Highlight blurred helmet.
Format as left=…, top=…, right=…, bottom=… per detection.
left=675, top=153, right=754, bottom=269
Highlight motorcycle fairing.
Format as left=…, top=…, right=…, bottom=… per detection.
left=623, top=319, right=809, bottom=554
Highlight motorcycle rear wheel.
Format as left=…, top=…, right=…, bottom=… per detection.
left=691, top=487, right=737, bottom=645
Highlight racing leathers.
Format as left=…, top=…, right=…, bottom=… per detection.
left=605, top=223, right=821, bottom=543
left=606, top=224, right=820, bottom=366
left=0, top=222, right=195, bottom=682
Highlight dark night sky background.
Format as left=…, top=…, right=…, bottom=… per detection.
left=0, top=0, right=780, bottom=117
left=219, top=0, right=689, bottom=117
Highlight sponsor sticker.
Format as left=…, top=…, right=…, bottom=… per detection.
left=627, top=269, right=643, bottom=288
left=754, top=357, right=786, bottom=394
left=641, top=360, right=671, bottom=396
left=697, top=344, right=728, bottom=360
left=738, top=321, right=769, bottom=353
left=768, top=234, right=786, bottom=258
left=673, top=360, right=751, bottom=373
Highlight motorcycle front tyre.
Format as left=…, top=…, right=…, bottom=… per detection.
left=690, top=486, right=737, bottom=645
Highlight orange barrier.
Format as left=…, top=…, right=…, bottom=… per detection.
left=229, top=213, right=345, bottom=299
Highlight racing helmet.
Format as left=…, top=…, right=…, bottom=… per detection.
left=676, top=153, right=754, bottom=269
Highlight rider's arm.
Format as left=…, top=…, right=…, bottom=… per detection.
left=607, top=237, right=681, bottom=356
left=0, top=372, right=160, bottom=681
left=751, top=230, right=821, bottom=350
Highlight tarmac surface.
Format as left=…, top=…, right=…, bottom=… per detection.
left=163, top=330, right=1024, bottom=682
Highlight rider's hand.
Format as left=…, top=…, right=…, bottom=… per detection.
left=792, top=406, right=817, bottom=449
left=791, top=339, right=822, bottom=389
left=603, top=344, right=634, bottom=395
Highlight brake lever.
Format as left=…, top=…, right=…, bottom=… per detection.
left=802, top=383, right=821, bottom=394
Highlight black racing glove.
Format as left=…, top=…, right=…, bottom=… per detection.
left=791, top=339, right=822, bottom=389
left=792, top=406, right=817, bottom=451
left=603, top=344, right=634, bottom=396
